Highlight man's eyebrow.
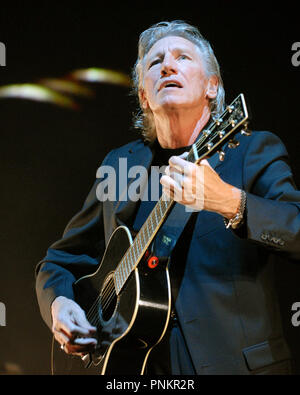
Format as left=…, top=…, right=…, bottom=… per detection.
left=147, top=46, right=193, bottom=61
left=147, top=51, right=164, bottom=61
left=170, top=46, right=193, bottom=54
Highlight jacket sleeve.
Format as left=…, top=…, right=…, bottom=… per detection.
left=35, top=150, right=114, bottom=329
left=239, top=131, right=300, bottom=260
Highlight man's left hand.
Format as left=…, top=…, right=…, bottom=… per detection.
left=160, top=154, right=241, bottom=219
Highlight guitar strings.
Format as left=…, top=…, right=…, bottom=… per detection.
left=87, top=285, right=117, bottom=327
left=86, top=281, right=115, bottom=322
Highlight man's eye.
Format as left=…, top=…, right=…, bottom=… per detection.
left=149, top=59, right=161, bottom=68
left=179, top=54, right=188, bottom=60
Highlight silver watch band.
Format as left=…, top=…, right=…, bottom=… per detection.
left=224, top=189, right=247, bottom=229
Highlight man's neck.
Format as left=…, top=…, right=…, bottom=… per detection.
left=154, top=106, right=211, bottom=149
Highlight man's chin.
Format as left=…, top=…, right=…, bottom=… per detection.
left=159, top=98, right=187, bottom=110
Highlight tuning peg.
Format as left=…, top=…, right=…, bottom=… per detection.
left=206, top=142, right=213, bottom=150
left=218, top=150, right=225, bottom=161
left=240, top=122, right=251, bottom=136
left=203, top=129, right=211, bottom=137
left=240, top=128, right=252, bottom=136
left=228, top=139, right=240, bottom=149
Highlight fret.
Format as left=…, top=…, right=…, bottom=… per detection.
left=133, top=239, right=138, bottom=258
left=121, top=259, right=126, bottom=279
left=128, top=248, right=133, bottom=270
left=124, top=255, right=130, bottom=277
left=146, top=222, right=151, bottom=239
left=114, top=267, right=119, bottom=290
left=146, top=216, right=152, bottom=233
left=141, top=226, right=146, bottom=248
left=149, top=214, right=155, bottom=232
left=135, top=235, right=141, bottom=255
left=141, top=229, right=146, bottom=250
left=131, top=250, right=136, bottom=270
left=127, top=246, right=132, bottom=266
left=141, top=223, right=149, bottom=249
left=118, top=268, right=124, bottom=289
left=116, top=266, right=121, bottom=285
left=114, top=270, right=120, bottom=294
left=121, top=254, right=126, bottom=271
left=127, top=249, right=133, bottom=271
left=154, top=204, right=159, bottom=226
left=131, top=244, right=137, bottom=261
left=158, top=199, right=163, bottom=218
left=138, top=232, right=143, bottom=250
left=134, top=236, right=141, bottom=257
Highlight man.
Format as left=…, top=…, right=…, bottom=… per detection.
left=35, top=20, right=300, bottom=375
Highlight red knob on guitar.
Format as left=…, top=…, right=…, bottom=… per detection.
left=147, top=256, right=159, bottom=269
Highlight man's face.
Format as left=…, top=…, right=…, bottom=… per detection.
left=140, top=35, right=216, bottom=113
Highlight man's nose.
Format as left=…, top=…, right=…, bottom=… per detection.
left=160, top=54, right=178, bottom=77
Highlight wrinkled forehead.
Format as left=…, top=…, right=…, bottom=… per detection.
left=144, top=35, right=203, bottom=61
left=148, top=35, right=200, bottom=55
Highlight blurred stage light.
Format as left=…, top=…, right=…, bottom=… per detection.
left=68, top=68, right=132, bottom=87
left=0, top=84, right=78, bottom=109
left=38, top=78, right=94, bottom=98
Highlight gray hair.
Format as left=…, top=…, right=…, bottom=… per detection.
left=131, top=20, right=225, bottom=142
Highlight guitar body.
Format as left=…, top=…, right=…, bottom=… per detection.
left=51, top=225, right=172, bottom=375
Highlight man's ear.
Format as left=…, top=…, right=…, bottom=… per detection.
left=206, top=75, right=218, bottom=100
left=139, top=88, right=149, bottom=110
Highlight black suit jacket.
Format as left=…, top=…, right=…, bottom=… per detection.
left=35, top=131, right=300, bottom=374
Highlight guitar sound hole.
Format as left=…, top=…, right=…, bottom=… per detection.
left=100, top=274, right=117, bottom=322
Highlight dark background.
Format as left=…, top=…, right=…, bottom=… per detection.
left=0, top=1, right=300, bottom=374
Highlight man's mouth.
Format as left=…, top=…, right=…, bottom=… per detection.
left=159, top=80, right=183, bottom=91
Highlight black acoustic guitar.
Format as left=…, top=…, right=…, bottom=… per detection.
left=51, top=94, right=250, bottom=375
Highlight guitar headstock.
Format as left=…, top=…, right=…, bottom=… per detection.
left=189, top=93, right=250, bottom=163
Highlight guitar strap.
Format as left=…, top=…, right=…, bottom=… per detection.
left=151, top=151, right=219, bottom=259
left=150, top=202, right=194, bottom=259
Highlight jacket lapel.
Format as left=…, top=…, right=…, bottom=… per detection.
left=114, top=141, right=154, bottom=227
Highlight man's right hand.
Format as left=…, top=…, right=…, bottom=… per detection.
left=51, top=296, right=97, bottom=356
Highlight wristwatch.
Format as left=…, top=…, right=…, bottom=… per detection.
left=224, top=189, right=247, bottom=229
